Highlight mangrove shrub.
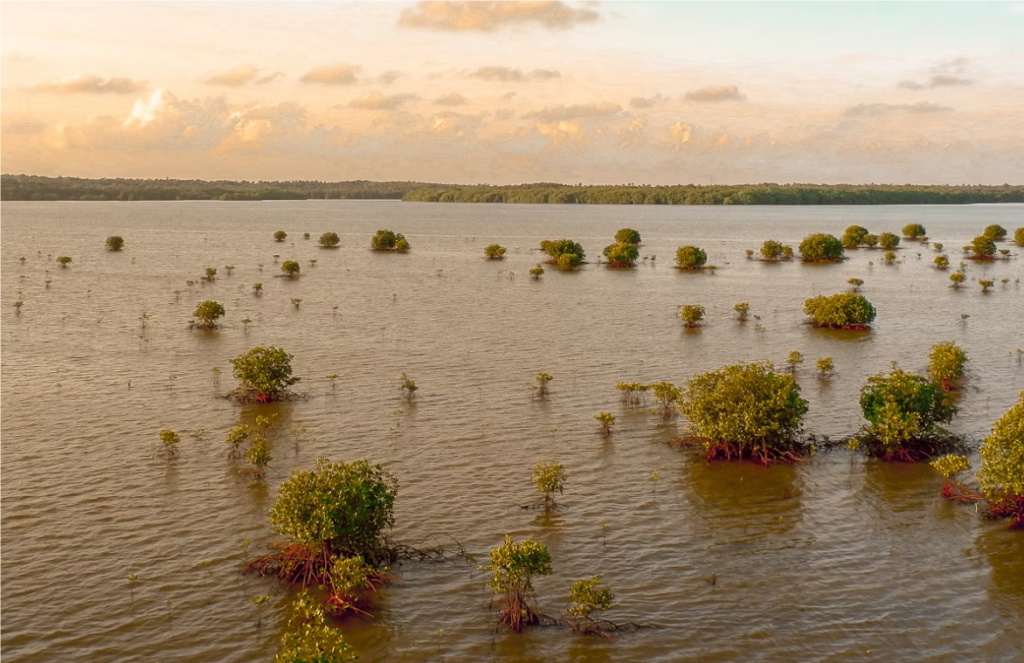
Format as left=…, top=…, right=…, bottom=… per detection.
left=281, top=261, right=300, bottom=277
left=842, top=225, right=870, bottom=248
left=541, top=239, right=584, bottom=269
left=798, top=233, right=844, bottom=262
left=274, top=230, right=287, bottom=242
left=484, top=244, right=506, bottom=259
left=678, top=361, right=809, bottom=463
left=983, top=224, right=1008, bottom=241
left=878, top=232, right=901, bottom=250
left=902, top=223, right=927, bottom=240
left=614, top=228, right=641, bottom=245
left=230, top=345, right=300, bottom=402
left=106, top=236, right=125, bottom=251
left=319, top=232, right=340, bottom=248
left=603, top=241, right=639, bottom=268
left=978, top=392, right=1024, bottom=527
left=1015, top=227, right=1024, bottom=246
left=675, top=246, right=707, bottom=270
left=679, top=304, right=705, bottom=328
left=532, top=460, right=565, bottom=508
left=193, top=300, right=225, bottom=329
left=485, top=536, right=552, bottom=632
left=803, top=292, right=876, bottom=329
left=371, top=229, right=409, bottom=252
left=928, top=341, right=968, bottom=390
left=970, top=235, right=997, bottom=259
left=760, top=240, right=786, bottom=261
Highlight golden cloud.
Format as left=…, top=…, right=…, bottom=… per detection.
left=469, top=66, right=561, bottom=82
left=31, top=74, right=147, bottom=95
left=434, top=93, right=469, bottom=106
left=399, top=1, right=599, bottom=32
left=300, top=64, right=360, bottom=85
left=522, top=102, right=622, bottom=122
left=843, top=102, right=953, bottom=117
left=684, top=85, right=746, bottom=103
left=349, top=92, right=418, bottom=110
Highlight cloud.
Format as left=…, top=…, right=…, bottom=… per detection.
left=31, top=74, right=147, bottom=94
left=684, top=85, right=746, bottom=103
left=434, top=92, right=468, bottom=106
left=494, top=108, right=516, bottom=120
left=399, top=1, right=599, bottom=32
left=469, top=66, right=561, bottom=82
left=349, top=92, right=418, bottom=110
left=2, top=120, right=47, bottom=135
left=630, top=94, right=667, bottom=109
left=300, top=64, right=360, bottom=85
left=898, top=58, right=975, bottom=90
left=378, top=71, right=403, bottom=85
left=843, top=102, right=953, bottom=117
left=522, top=102, right=622, bottom=122
left=204, top=66, right=282, bottom=87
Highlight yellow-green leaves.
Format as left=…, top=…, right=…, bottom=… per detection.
left=978, top=392, right=1024, bottom=500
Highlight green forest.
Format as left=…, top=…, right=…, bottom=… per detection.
left=2, top=174, right=1022, bottom=204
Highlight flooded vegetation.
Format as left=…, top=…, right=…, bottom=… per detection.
left=2, top=201, right=1023, bottom=662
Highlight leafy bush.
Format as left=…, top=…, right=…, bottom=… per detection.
left=678, top=361, right=809, bottom=463
left=949, top=272, right=966, bottom=288
left=760, top=239, right=784, bottom=261
left=847, top=278, right=864, bottom=292
left=816, top=357, right=835, bottom=378
left=978, top=392, right=1024, bottom=526
left=842, top=225, right=870, bottom=248
left=395, top=238, right=410, bottom=253
left=484, top=244, right=506, bottom=259
left=541, top=239, right=584, bottom=269
left=319, top=232, right=340, bottom=248
left=855, top=365, right=956, bottom=460
left=594, top=412, right=615, bottom=436
left=566, top=576, right=614, bottom=636
left=275, top=590, right=357, bottom=663
left=970, top=234, right=996, bottom=259
left=928, top=341, right=968, bottom=389
left=798, top=233, right=844, bottom=262
left=529, top=264, right=544, bottom=279
left=57, top=256, right=72, bottom=268
left=902, top=223, right=927, bottom=240
left=1015, top=227, right=1024, bottom=246
left=934, top=255, right=949, bottom=269
left=193, top=300, right=225, bottom=329
left=485, top=536, right=552, bottom=632
left=862, top=233, right=879, bottom=248
left=648, top=381, right=680, bottom=419
left=281, top=261, right=300, bottom=277
left=371, top=229, right=408, bottom=251
left=159, top=429, right=181, bottom=459
left=931, top=454, right=970, bottom=478
left=269, top=458, right=398, bottom=563
left=675, top=246, right=707, bottom=269
left=979, top=279, right=994, bottom=292
left=678, top=304, right=705, bottom=328
left=274, top=230, right=287, bottom=242
left=733, top=302, right=749, bottom=320
left=614, top=228, right=641, bottom=244
left=878, top=232, right=900, bottom=249
left=616, top=382, right=648, bottom=407
left=983, top=224, right=1007, bottom=241
left=230, top=345, right=300, bottom=402
left=803, top=292, right=876, bottom=329
left=533, top=372, right=553, bottom=397
left=106, top=236, right=125, bottom=251
left=532, top=460, right=565, bottom=507
left=603, top=241, right=639, bottom=267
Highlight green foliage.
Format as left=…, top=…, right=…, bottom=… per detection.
left=484, top=244, right=507, bottom=259
left=648, top=381, right=680, bottom=418
left=678, top=361, right=809, bottom=462
left=803, top=292, right=876, bottom=329
left=303, top=233, right=311, bottom=239
left=733, top=302, right=750, bottom=320
left=781, top=245, right=794, bottom=260
left=979, top=279, right=994, bottom=292
left=159, top=429, right=181, bottom=459
left=532, top=460, right=565, bottom=506
left=541, top=239, right=584, bottom=269
left=57, top=256, right=72, bottom=267
left=934, top=255, right=949, bottom=269
left=933, top=242, right=944, bottom=251
left=902, top=223, right=927, bottom=240
left=205, top=267, right=217, bottom=280
left=614, top=228, right=641, bottom=245
left=485, top=535, right=552, bottom=632
left=246, top=434, right=272, bottom=479
left=529, top=264, right=544, bottom=279
left=862, top=233, right=879, bottom=248
left=567, top=576, right=614, bottom=618
left=269, top=458, right=397, bottom=562
left=371, top=229, right=408, bottom=251
left=799, top=233, right=844, bottom=262
left=534, top=372, right=553, bottom=397
left=878, top=232, right=900, bottom=250
left=857, top=364, right=956, bottom=459
left=193, top=300, right=225, bottom=329
left=847, top=277, right=864, bottom=292
left=949, top=272, right=966, bottom=287
left=760, top=239, right=784, bottom=260
left=225, top=423, right=250, bottom=458
left=253, top=282, right=264, bottom=293
left=274, top=230, right=287, bottom=242
left=928, top=341, right=968, bottom=388
left=678, top=304, right=706, bottom=328
left=816, top=356, right=835, bottom=378
left=105, top=235, right=125, bottom=251
left=675, top=245, right=707, bottom=269
left=1015, top=228, right=1024, bottom=246
left=616, top=381, right=649, bottom=407
left=275, top=590, right=357, bottom=663
left=842, top=225, right=870, bottom=248
left=281, top=261, right=301, bottom=277
left=884, top=250, right=897, bottom=264
left=400, top=372, right=418, bottom=401
left=930, top=454, right=970, bottom=478
left=230, top=345, right=300, bottom=402
left=594, top=412, right=615, bottom=436
left=983, top=224, right=1007, bottom=241
left=970, top=235, right=996, bottom=258
left=603, top=241, right=639, bottom=267
left=786, top=350, right=804, bottom=372
left=395, top=238, right=410, bottom=253
left=318, top=232, right=340, bottom=248
left=978, top=392, right=1024, bottom=501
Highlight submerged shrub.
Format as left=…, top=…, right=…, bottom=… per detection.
left=57, top=256, right=72, bottom=268
left=760, top=239, right=785, bottom=261
left=616, top=382, right=649, bottom=407
left=855, top=364, right=956, bottom=461
left=798, top=233, right=844, bottom=262
left=281, top=261, right=300, bottom=277
left=485, top=536, right=552, bottom=633
left=484, top=244, right=507, bottom=259
left=862, top=233, right=879, bottom=248
left=159, top=429, right=181, bottom=459
left=648, top=381, right=680, bottom=419
left=275, top=590, right=357, bottom=663
left=675, top=246, right=707, bottom=269
left=816, top=356, right=835, bottom=378
left=733, top=302, right=750, bottom=320
left=193, top=300, right=225, bottom=329
left=566, top=576, right=614, bottom=636
left=878, top=232, right=901, bottom=249
left=978, top=392, right=1024, bottom=527
left=532, top=460, right=565, bottom=508
left=371, top=229, right=409, bottom=251
left=949, top=272, right=966, bottom=288
left=679, top=304, right=705, bottom=328
left=230, top=345, right=300, bottom=402
left=594, top=412, right=615, bottom=436
left=614, top=228, right=642, bottom=245
left=970, top=235, right=997, bottom=259
left=803, top=292, right=876, bottom=329
left=983, top=224, right=1007, bottom=241
left=541, top=239, right=584, bottom=269
left=319, top=232, right=340, bottom=248
left=842, top=225, right=870, bottom=248
left=1015, top=227, right=1024, bottom=246
left=934, top=255, right=949, bottom=270
left=902, top=223, right=927, bottom=240
left=928, top=341, right=968, bottom=390
left=931, top=454, right=971, bottom=478
left=677, top=361, right=809, bottom=463
left=274, top=230, right=288, bottom=242
left=529, top=264, right=544, bottom=280
left=269, top=458, right=398, bottom=563
left=106, top=236, right=125, bottom=251
left=603, top=241, right=639, bottom=267
left=847, top=278, right=864, bottom=292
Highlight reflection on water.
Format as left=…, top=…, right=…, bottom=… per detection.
left=1, top=201, right=1023, bottom=662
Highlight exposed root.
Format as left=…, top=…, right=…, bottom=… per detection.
left=986, top=495, right=1024, bottom=530
left=941, top=481, right=985, bottom=502
left=492, top=594, right=544, bottom=633
left=671, top=436, right=808, bottom=466
left=557, top=615, right=649, bottom=641
left=391, top=534, right=470, bottom=563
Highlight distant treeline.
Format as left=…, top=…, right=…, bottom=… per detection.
left=0, top=175, right=436, bottom=202
left=3, top=174, right=1023, bottom=204
left=402, top=183, right=1024, bottom=205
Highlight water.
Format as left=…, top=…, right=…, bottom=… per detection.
left=2, top=201, right=1023, bottom=663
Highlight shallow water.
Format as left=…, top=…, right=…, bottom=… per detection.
left=2, top=201, right=1023, bottom=663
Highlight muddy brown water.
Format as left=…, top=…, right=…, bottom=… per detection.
left=2, top=201, right=1023, bottom=662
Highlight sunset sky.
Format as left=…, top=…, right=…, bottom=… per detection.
left=2, top=1, right=1022, bottom=184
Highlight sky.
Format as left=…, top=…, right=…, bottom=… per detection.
left=2, top=1, right=1023, bottom=185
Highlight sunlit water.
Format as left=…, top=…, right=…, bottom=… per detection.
left=2, top=201, right=1023, bottom=663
